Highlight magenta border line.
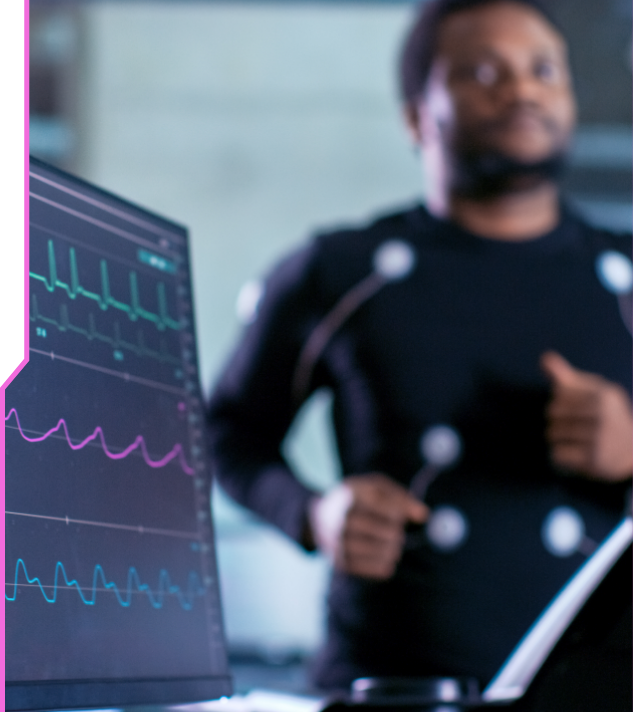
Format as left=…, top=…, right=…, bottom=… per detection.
left=18, top=0, right=30, bottom=388
left=23, top=0, right=30, bottom=377
left=2, top=1, right=30, bottom=703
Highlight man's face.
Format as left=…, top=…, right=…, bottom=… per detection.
left=411, top=1, right=577, bottom=192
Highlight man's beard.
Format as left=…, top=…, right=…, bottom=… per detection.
left=449, top=148, right=568, bottom=200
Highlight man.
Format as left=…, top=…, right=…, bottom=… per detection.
left=206, top=0, right=632, bottom=703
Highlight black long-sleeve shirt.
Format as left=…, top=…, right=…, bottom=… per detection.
left=206, top=203, right=631, bottom=690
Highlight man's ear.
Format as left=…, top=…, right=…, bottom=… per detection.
left=402, top=101, right=425, bottom=148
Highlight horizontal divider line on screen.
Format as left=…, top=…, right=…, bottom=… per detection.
left=5, top=559, right=206, bottom=610
left=5, top=510, right=201, bottom=539
left=30, top=172, right=187, bottom=246
left=30, top=190, right=183, bottom=265
left=5, top=408, right=196, bottom=475
left=29, top=347, right=188, bottom=396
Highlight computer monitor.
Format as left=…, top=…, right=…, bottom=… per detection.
left=5, top=157, right=232, bottom=710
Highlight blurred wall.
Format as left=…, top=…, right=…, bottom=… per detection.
left=78, top=2, right=422, bottom=392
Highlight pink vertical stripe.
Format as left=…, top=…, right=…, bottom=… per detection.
left=1, top=1, right=31, bottom=703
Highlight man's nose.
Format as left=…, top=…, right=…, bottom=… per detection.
left=497, top=68, right=543, bottom=105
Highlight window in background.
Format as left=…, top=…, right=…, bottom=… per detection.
left=557, top=0, right=632, bottom=229
left=30, top=2, right=82, bottom=171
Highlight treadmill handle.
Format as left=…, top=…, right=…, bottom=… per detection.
left=482, top=516, right=633, bottom=704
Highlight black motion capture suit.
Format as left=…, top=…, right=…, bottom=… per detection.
left=206, top=203, right=632, bottom=693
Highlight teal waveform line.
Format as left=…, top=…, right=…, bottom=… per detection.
left=31, top=294, right=181, bottom=366
left=6, top=558, right=205, bottom=610
left=30, top=239, right=181, bottom=331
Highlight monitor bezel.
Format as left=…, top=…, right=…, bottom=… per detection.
left=6, top=675, right=233, bottom=711
left=5, top=157, right=233, bottom=711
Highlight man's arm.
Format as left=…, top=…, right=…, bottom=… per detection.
left=207, top=240, right=426, bottom=577
left=541, top=351, right=633, bottom=482
left=206, top=244, right=324, bottom=543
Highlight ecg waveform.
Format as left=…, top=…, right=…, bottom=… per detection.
left=30, top=239, right=181, bottom=331
left=31, top=294, right=181, bottom=366
left=5, top=408, right=195, bottom=475
left=6, top=558, right=205, bottom=610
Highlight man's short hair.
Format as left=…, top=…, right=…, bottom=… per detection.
left=399, top=0, right=564, bottom=105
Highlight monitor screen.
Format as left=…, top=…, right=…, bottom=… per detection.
left=5, top=157, right=232, bottom=710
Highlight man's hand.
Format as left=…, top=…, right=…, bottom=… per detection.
left=541, top=351, right=633, bottom=482
left=307, top=473, right=428, bottom=580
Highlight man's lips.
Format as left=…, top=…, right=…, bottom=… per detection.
left=502, top=113, right=545, bottom=131
left=450, top=105, right=570, bottom=154
left=485, top=107, right=557, bottom=135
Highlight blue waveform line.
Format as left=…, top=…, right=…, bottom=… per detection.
left=6, top=558, right=206, bottom=611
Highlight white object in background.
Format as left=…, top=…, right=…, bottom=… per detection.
left=170, top=689, right=323, bottom=712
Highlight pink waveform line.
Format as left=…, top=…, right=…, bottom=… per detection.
left=5, top=408, right=195, bottom=476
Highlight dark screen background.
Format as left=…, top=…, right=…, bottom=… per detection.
left=5, top=159, right=229, bottom=684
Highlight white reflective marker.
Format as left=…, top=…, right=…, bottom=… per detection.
left=595, top=251, right=633, bottom=295
left=420, top=425, right=462, bottom=468
left=235, top=280, right=264, bottom=324
left=541, top=507, right=585, bottom=557
left=373, top=240, right=416, bottom=280
left=426, top=506, right=469, bottom=551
